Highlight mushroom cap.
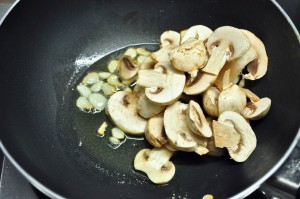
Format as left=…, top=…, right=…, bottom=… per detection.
left=202, top=86, right=220, bottom=117
left=134, top=147, right=175, bottom=184
left=184, top=72, right=217, bottom=95
left=186, top=100, right=213, bottom=137
left=243, top=97, right=271, bottom=120
left=218, top=111, right=257, bottom=162
left=218, top=84, right=247, bottom=115
left=160, top=30, right=181, bottom=48
left=181, top=25, right=213, bottom=44
left=241, top=29, right=268, bottom=80
left=145, top=113, right=168, bottom=147
left=206, top=26, right=251, bottom=61
left=164, top=101, right=208, bottom=152
left=137, top=92, right=166, bottom=119
left=106, top=91, right=147, bottom=135
left=119, top=56, right=140, bottom=80
left=169, top=38, right=208, bottom=72
left=145, top=62, right=186, bottom=105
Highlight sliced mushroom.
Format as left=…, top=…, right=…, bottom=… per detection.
left=212, top=120, right=241, bottom=148
left=136, top=70, right=168, bottom=88
left=186, top=100, right=212, bottom=138
left=150, top=46, right=173, bottom=63
left=134, top=147, right=175, bottom=184
left=140, top=56, right=155, bottom=70
left=218, top=84, right=247, bottom=115
left=139, top=62, right=186, bottom=105
left=169, top=38, right=208, bottom=72
left=119, top=56, right=140, bottom=80
left=145, top=113, right=168, bottom=147
left=218, top=111, right=257, bottom=162
left=241, top=29, right=268, bottom=80
left=202, top=86, right=220, bottom=117
left=242, top=97, right=271, bottom=120
left=241, top=88, right=260, bottom=102
left=164, top=101, right=208, bottom=152
left=202, top=26, right=250, bottom=76
left=184, top=71, right=217, bottom=95
left=215, top=48, right=257, bottom=90
left=205, top=117, right=224, bottom=156
left=164, top=143, right=178, bottom=152
left=214, top=67, right=232, bottom=91
left=106, top=91, right=147, bottom=135
left=137, top=92, right=166, bottom=119
left=180, top=25, right=213, bottom=44
left=160, top=30, right=180, bottom=48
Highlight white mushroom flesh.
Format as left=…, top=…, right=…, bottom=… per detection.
left=243, top=97, right=271, bottom=120
left=107, top=91, right=147, bottom=135
left=169, top=38, right=208, bottom=72
left=134, top=147, right=175, bottom=184
left=181, top=25, right=213, bottom=44
left=218, top=111, right=257, bottom=162
left=186, top=100, right=213, bottom=137
left=218, top=84, right=247, bottom=115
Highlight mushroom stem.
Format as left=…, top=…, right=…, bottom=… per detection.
left=137, top=70, right=168, bottom=88
left=201, top=41, right=229, bottom=75
left=148, top=147, right=174, bottom=170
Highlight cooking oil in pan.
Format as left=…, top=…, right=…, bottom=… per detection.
left=71, top=44, right=157, bottom=177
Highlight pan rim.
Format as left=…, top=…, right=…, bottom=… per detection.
left=0, top=0, right=299, bottom=198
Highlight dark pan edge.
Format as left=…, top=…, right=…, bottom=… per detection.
left=0, top=0, right=299, bottom=199
left=271, top=0, right=300, bottom=43
left=0, top=141, right=66, bottom=199
left=229, top=128, right=300, bottom=199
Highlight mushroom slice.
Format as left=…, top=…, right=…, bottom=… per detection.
left=160, top=30, right=180, bottom=48
left=218, top=111, right=257, bottom=162
left=137, top=70, right=168, bottom=88
left=164, top=143, right=178, bottom=152
left=140, top=56, right=155, bottom=70
left=145, top=113, right=168, bottom=147
left=215, top=48, right=257, bottom=90
left=151, top=46, right=173, bottom=63
left=218, top=84, right=247, bottom=115
left=106, top=91, right=147, bottom=135
left=202, top=26, right=250, bottom=75
left=243, top=97, right=271, bottom=120
left=212, top=120, right=241, bottom=148
left=205, top=117, right=224, bottom=156
left=202, top=86, right=220, bottom=117
left=241, top=29, right=268, bottom=80
left=144, top=62, right=186, bottom=105
left=119, top=56, right=140, bottom=80
left=181, top=25, right=213, bottom=44
left=134, top=147, right=175, bottom=184
left=169, top=38, right=208, bottom=72
left=186, top=100, right=212, bottom=138
left=241, top=88, right=260, bottom=102
left=164, top=101, right=208, bottom=152
left=184, top=71, right=217, bottom=95
left=137, top=92, right=166, bottom=119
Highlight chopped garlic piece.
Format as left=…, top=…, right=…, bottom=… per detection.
left=97, top=121, right=108, bottom=136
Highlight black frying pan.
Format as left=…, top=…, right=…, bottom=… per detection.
left=0, top=0, right=299, bottom=198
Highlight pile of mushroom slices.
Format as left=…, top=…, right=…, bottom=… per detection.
left=77, top=25, right=272, bottom=184
left=128, top=25, right=272, bottom=184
